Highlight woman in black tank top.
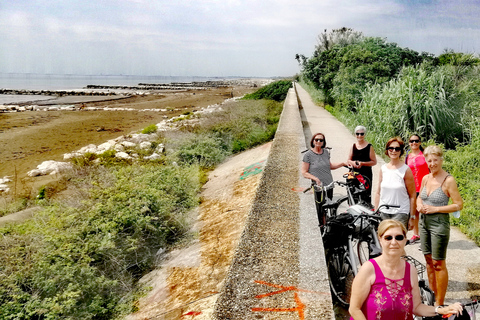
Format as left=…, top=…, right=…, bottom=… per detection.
left=347, top=125, right=377, bottom=203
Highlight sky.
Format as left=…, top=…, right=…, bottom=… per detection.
left=1, top=0, right=479, bottom=78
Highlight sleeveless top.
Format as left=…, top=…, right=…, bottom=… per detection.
left=406, top=152, right=429, bottom=192
left=302, top=149, right=333, bottom=185
left=379, top=164, right=410, bottom=214
left=354, top=259, right=413, bottom=320
left=419, top=175, right=450, bottom=208
left=351, top=143, right=373, bottom=181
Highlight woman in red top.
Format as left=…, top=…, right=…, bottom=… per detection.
left=405, top=134, right=429, bottom=242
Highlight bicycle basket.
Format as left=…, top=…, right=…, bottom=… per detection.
left=323, top=213, right=354, bottom=248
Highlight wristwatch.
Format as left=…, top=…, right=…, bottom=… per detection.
left=435, top=305, right=441, bottom=315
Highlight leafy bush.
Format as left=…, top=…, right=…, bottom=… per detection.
left=0, top=164, right=200, bottom=319
left=141, top=124, right=157, bottom=134
left=301, top=35, right=434, bottom=109
left=243, top=80, right=292, bottom=102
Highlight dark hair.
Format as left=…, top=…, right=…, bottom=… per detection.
left=409, top=134, right=424, bottom=152
left=385, top=136, right=405, bottom=156
left=310, top=133, right=327, bottom=148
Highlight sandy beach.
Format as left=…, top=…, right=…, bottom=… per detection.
left=0, top=85, right=258, bottom=199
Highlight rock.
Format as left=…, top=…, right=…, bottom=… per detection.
left=139, top=141, right=152, bottom=149
left=79, top=144, right=98, bottom=154
left=63, top=152, right=82, bottom=160
left=115, top=152, right=131, bottom=159
left=96, top=140, right=116, bottom=153
left=121, top=141, right=137, bottom=148
left=27, top=160, right=73, bottom=177
left=144, top=153, right=161, bottom=160
left=114, top=144, right=125, bottom=152
left=0, top=176, right=12, bottom=184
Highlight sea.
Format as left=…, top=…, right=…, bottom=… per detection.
left=0, top=73, right=232, bottom=104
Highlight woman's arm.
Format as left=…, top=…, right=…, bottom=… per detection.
left=411, top=265, right=463, bottom=316
left=330, top=161, right=347, bottom=170
left=301, top=161, right=321, bottom=185
left=374, top=168, right=383, bottom=210
left=349, top=262, right=375, bottom=320
left=404, top=167, right=417, bottom=217
left=416, top=175, right=428, bottom=212
left=354, top=145, right=377, bottom=168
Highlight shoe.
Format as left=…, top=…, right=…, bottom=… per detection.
left=410, top=235, right=420, bottom=243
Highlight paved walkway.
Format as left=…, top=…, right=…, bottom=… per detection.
left=213, top=83, right=480, bottom=319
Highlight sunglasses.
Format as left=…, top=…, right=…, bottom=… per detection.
left=314, top=138, right=325, bottom=142
left=355, top=132, right=365, bottom=136
left=383, top=234, right=405, bottom=241
left=387, top=147, right=402, bottom=152
left=409, top=139, right=420, bottom=143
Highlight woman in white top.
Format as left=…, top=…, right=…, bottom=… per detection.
left=374, top=137, right=416, bottom=229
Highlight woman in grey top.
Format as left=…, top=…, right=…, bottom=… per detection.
left=301, top=132, right=347, bottom=198
left=417, top=145, right=463, bottom=306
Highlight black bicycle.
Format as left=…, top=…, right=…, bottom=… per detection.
left=323, top=204, right=397, bottom=308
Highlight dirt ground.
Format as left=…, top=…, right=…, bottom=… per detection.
left=0, top=86, right=255, bottom=199
left=126, top=142, right=271, bottom=320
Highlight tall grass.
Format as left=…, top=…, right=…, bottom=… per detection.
left=342, top=64, right=463, bottom=151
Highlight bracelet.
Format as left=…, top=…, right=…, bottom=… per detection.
left=434, top=305, right=442, bottom=315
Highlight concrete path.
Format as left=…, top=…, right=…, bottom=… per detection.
left=212, top=83, right=480, bottom=319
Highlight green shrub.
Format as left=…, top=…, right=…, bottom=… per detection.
left=0, top=164, right=200, bottom=319
left=141, top=124, right=157, bottom=134
left=243, top=80, right=292, bottom=102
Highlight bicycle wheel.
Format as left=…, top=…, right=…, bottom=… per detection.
left=419, top=280, right=435, bottom=306
left=326, top=248, right=354, bottom=308
left=357, top=240, right=370, bottom=266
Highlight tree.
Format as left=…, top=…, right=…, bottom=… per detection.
left=314, top=27, right=363, bottom=56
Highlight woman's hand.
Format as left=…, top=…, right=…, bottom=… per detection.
left=419, top=204, right=438, bottom=214
left=438, top=303, right=464, bottom=316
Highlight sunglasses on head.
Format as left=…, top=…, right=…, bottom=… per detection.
left=387, top=147, right=402, bottom=151
left=409, top=139, right=420, bottom=143
left=356, top=132, right=365, bottom=136
left=383, top=234, right=405, bottom=241
left=314, top=138, right=325, bottom=142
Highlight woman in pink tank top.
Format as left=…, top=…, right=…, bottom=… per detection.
left=349, top=219, right=462, bottom=319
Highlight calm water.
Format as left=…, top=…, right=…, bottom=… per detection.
left=0, top=73, right=223, bottom=91
left=0, top=73, right=228, bottom=104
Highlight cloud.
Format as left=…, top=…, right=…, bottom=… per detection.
left=0, top=0, right=479, bottom=76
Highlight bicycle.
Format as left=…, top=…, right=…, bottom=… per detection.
left=402, top=255, right=436, bottom=319
left=323, top=204, right=397, bottom=308
left=350, top=210, right=437, bottom=311
left=305, top=180, right=348, bottom=233
left=306, top=166, right=373, bottom=233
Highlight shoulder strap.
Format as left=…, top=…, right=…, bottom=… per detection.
left=370, top=259, right=384, bottom=282
left=404, top=260, right=411, bottom=288
left=440, top=174, right=452, bottom=187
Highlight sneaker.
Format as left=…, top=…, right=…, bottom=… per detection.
left=410, top=234, right=420, bottom=243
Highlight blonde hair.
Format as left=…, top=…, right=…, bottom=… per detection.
left=378, top=219, right=407, bottom=238
left=424, top=145, right=443, bottom=159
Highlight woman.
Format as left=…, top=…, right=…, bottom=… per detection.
left=374, top=137, right=416, bottom=229
left=417, top=145, right=463, bottom=306
left=347, top=125, right=377, bottom=203
left=405, top=134, right=429, bottom=243
left=302, top=133, right=346, bottom=193
left=349, top=219, right=463, bottom=319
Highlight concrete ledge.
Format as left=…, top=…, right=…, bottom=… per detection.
left=213, top=85, right=333, bottom=319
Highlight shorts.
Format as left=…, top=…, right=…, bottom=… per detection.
left=380, top=212, right=410, bottom=230
left=420, top=213, right=450, bottom=260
